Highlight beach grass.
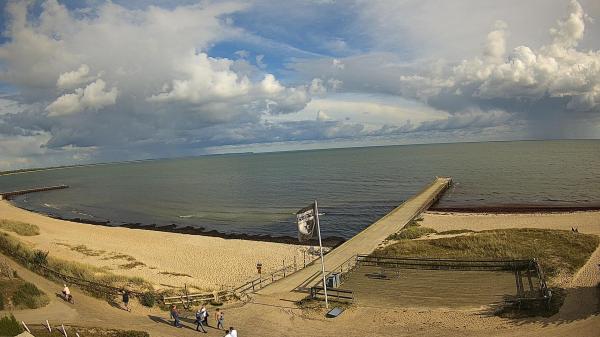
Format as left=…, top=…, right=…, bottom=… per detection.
left=0, top=314, right=23, bottom=336
left=11, top=281, right=50, bottom=309
left=0, top=219, right=39, bottom=236
left=28, top=325, right=149, bottom=337
left=437, top=229, right=475, bottom=235
left=387, top=226, right=437, bottom=240
left=375, top=228, right=599, bottom=279
left=0, top=232, right=153, bottom=300
left=0, top=278, right=49, bottom=310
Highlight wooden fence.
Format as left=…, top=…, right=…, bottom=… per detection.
left=310, top=286, right=354, bottom=302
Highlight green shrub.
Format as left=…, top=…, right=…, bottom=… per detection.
left=140, top=292, right=155, bottom=307
left=33, top=250, right=49, bottom=266
left=0, top=314, right=23, bottom=336
left=388, top=226, right=437, bottom=240
left=0, top=293, right=4, bottom=310
left=12, top=281, right=49, bottom=309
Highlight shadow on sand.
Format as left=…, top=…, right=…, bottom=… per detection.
left=479, top=285, right=599, bottom=328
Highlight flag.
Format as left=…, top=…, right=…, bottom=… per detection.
left=296, top=202, right=317, bottom=242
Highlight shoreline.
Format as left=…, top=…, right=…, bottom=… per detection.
left=10, top=201, right=346, bottom=247
left=430, top=204, right=600, bottom=213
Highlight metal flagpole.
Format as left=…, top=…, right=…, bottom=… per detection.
left=314, top=200, right=329, bottom=309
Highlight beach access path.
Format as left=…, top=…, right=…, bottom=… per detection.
left=258, top=177, right=452, bottom=299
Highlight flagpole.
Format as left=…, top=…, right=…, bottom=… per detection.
left=314, top=200, right=329, bottom=309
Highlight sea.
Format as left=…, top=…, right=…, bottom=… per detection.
left=1, top=140, right=599, bottom=240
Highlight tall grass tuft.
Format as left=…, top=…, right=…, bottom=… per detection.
left=12, top=281, right=49, bottom=309
left=0, top=219, right=39, bottom=236
left=0, top=314, right=23, bottom=336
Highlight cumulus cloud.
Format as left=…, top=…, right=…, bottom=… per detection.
left=56, top=64, right=96, bottom=89
left=399, top=0, right=600, bottom=112
left=0, top=0, right=320, bottom=168
left=47, top=79, right=118, bottom=116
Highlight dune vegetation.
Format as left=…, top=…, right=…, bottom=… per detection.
left=0, top=219, right=40, bottom=236
left=377, top=228, right=599, bottom=279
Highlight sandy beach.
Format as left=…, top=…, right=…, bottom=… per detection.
left=421, top=210, right=600, bottom=234
left=0, top=200, right=313, bottom=290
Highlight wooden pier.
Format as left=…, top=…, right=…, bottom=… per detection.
left=0, top=185, right=69, bottom=200
left=258, top=176, right=452, bottom=298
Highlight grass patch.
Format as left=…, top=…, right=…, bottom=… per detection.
left=0, top=219, right=39, bottom=236
left=0, top=278, right=49, bottom=310
left=12, top=281, right=49, bottom=309
left=55, top=243, right=105, bottom=257
left=158, top=271, right=192, bottom=278
left=437, top=229, right=475, bottom=235
left=28, top=326, right=149, bottom=337
left=0, top=232, right=153, bottom=301
left=103, top=253, right=137, bottom=262
left=376, top=228, right=599, bottom=279
left=119, top=261, right=146, bottom=269
left=0, top=314, right=23, bottom=336
left=387, top=226, right=437, bottom=240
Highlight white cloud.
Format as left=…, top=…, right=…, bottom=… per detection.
left=397, top=0, right=600, bottom=112
left=47, top=79, right=118, bottom=116
left=56, top=64, right=96, bottom=89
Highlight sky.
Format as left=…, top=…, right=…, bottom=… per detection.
left=0, top=0, right=599, bottom=170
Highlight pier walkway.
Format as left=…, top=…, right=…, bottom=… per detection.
left=258, top=177, right=452, bottom=299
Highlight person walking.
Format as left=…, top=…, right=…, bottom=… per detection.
left=62, top=284, right=71, bottom=302
left=215, top=308, right=224, bottom=330
left=170, top=305, right=181, bottom=328
left=200, top=305, right=209, bottom=326
left=229, top=326, right=238, bottom=337
left=122, top=289, right=131, bottom=312
left=195, top=306, right=208, bottom=333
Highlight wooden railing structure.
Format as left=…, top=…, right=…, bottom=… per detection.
left=356, top=255, right=552, bottom=305
left=163, top=260, right=307, bottom=305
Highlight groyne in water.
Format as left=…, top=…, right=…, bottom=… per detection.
left=0, top=185, right=69, bottom=200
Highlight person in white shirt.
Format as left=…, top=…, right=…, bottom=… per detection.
left=229, top=327, right=238, bottom=337
left=62, top=284, right=71, bottom=301
left=224, top=330, right=232, bottom=337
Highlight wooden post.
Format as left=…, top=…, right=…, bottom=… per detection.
left=283, top=260, right=286, bottom=277
left=526, top=269, right=534, bottom=292
left=294, top=255, right=297, bottom=271
left=46, top=320, right=52, bottom=332
left=61, top=324, right=68, bottom=337
left=21, top=322, right=30, bottom=333
left=303, top=250, right=306, bottom=268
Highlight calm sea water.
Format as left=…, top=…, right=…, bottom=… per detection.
left=1, top=140, right=599, bottom=239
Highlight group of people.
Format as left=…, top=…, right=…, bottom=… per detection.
left=170, top=304, right=236, bottom=336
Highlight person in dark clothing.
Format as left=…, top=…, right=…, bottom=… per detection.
left=122, top=289, right=131, bottom=312
left=170, top=305, right=181, bottom=327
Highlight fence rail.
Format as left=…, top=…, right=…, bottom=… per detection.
left=233, top=264, right=298, bottom=294
left=357, top=255, right=533, bottom=271
left=310, top=286, right=354, bottom=302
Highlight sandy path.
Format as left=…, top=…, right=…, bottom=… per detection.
left=421, top=211, right=600, bottom=234
left=0, top=200, right=312, bottom=290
